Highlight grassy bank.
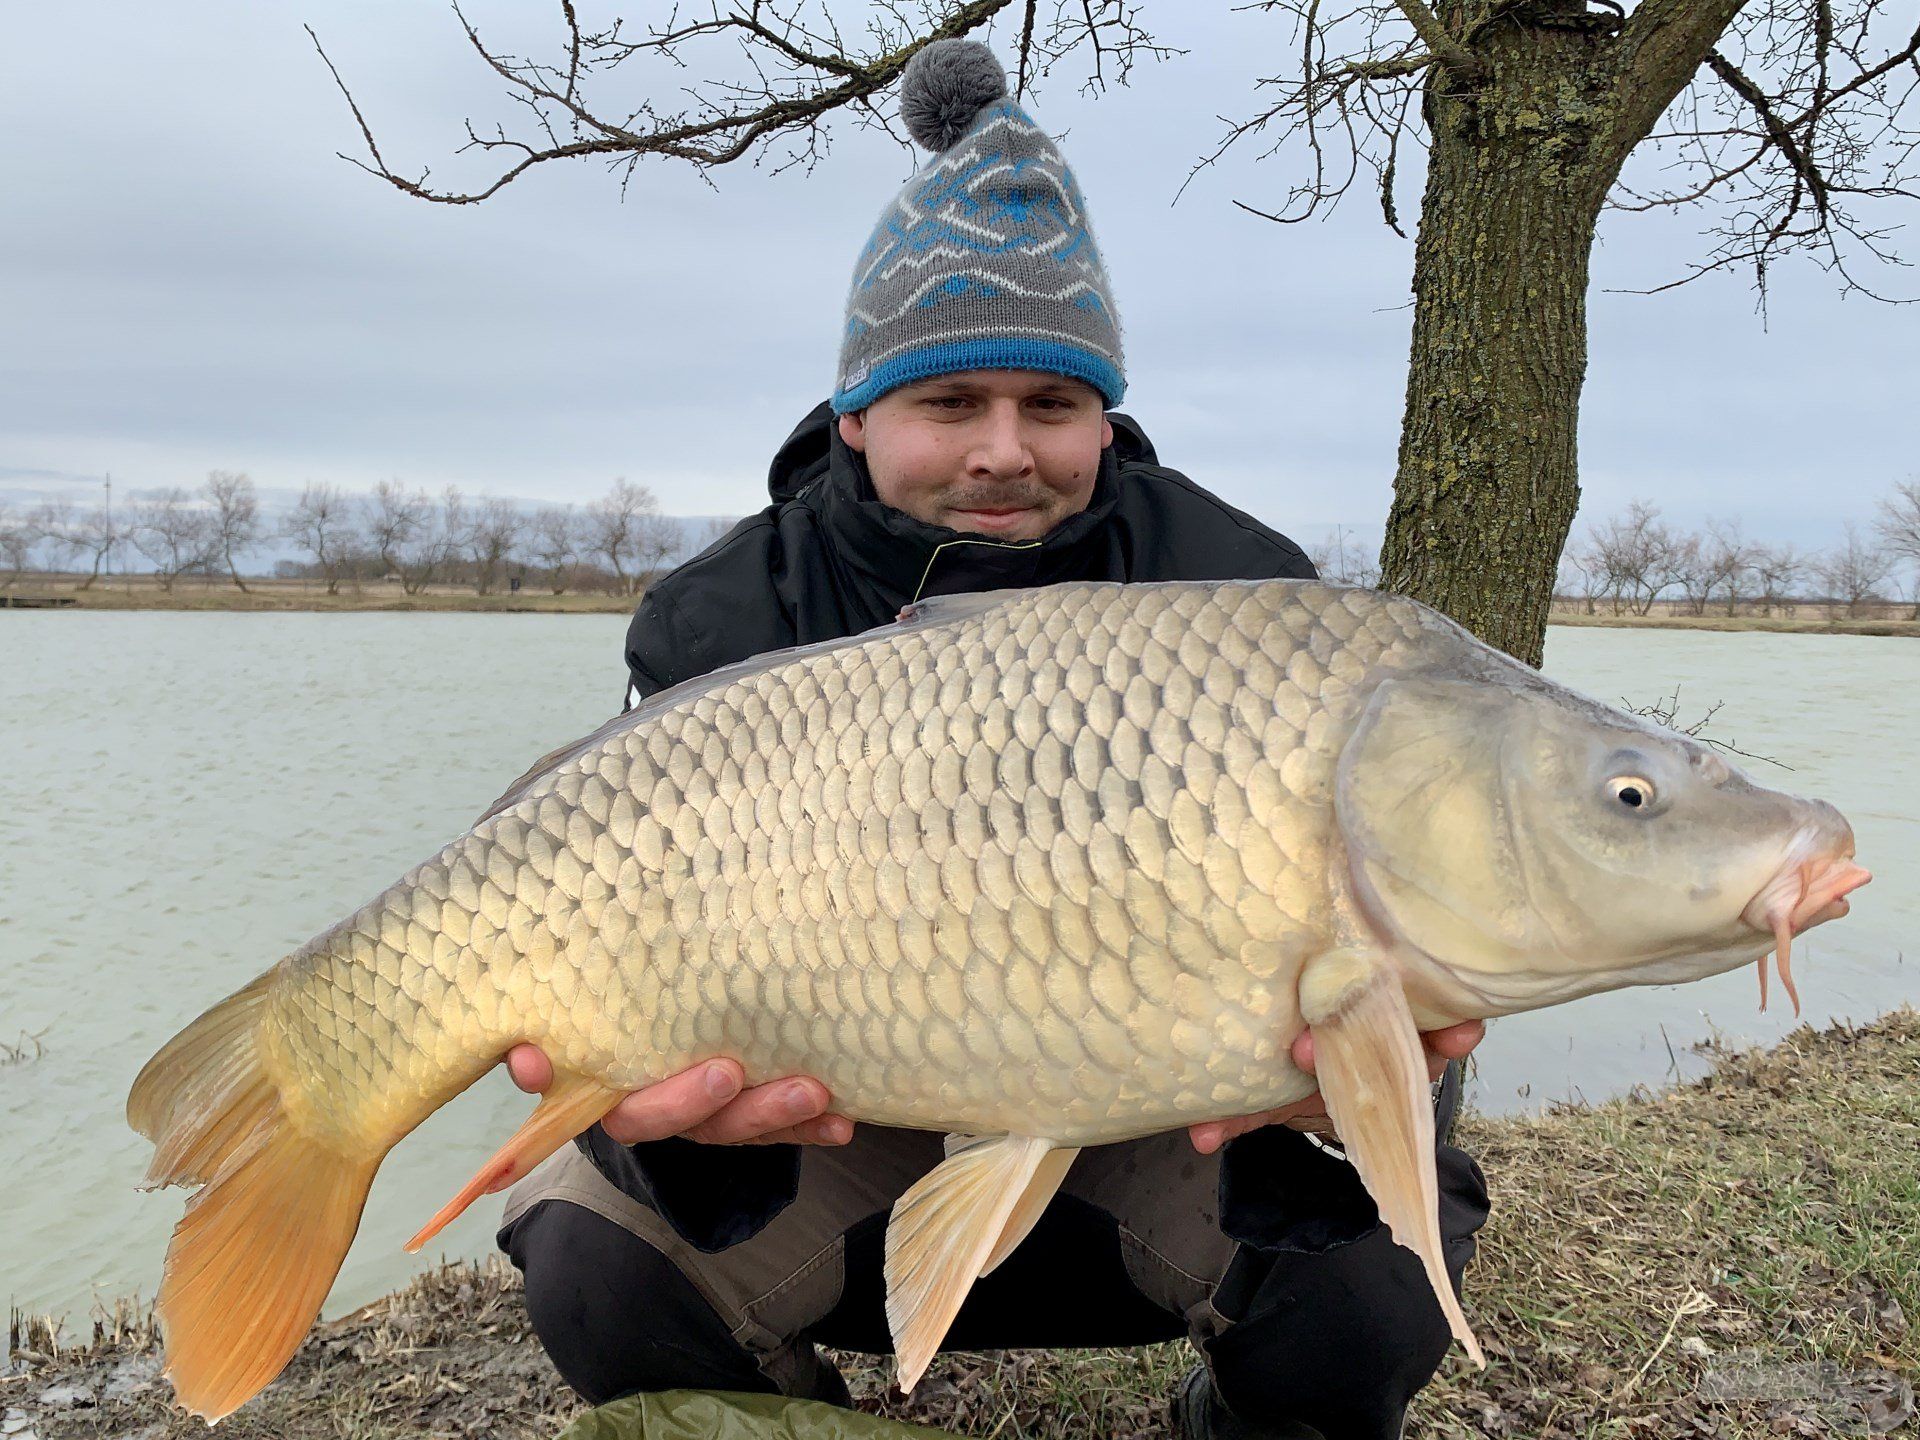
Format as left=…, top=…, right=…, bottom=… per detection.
left=9, top=1012, right=1915, bottom=1439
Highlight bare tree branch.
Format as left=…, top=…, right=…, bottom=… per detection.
left=309, top=2, right=1022, bottom=204
left=1608, top=0, right=1754, bottom=157
left=1388, top=0, right=1484, bottom=78
left=1015, top=0, right=1042, bottom=94
left=1707, top=48, right=1830, bottom=215
left=1605, top=0, right=1920, bottom=303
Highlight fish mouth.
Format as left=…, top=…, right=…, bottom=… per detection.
left=1739, top=811, right=1871, bottom=1016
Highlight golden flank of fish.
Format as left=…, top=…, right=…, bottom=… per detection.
left=128, top=580, right=1869, bottom=1420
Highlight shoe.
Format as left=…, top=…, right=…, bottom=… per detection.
left=809, top=1361, right=852, bottom=1409
left=790, top=1346, right=853, bottom=1409
left=1168, top=1365, right=1325, bottom=1440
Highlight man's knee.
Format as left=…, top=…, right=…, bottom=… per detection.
left=501, top=1198, right=771, bottom=1405
left=1202, top=1144, right=1489, bottom=1439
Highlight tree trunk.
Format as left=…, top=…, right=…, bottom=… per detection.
left=1379, top=12, right=1620, bottom=667
left=1377, top=0, right=1747, bottom=665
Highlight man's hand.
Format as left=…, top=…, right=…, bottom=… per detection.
left=494, top=1044, right=852, bottom=1189
left=1187, top=1019, right=1485, bottom=1155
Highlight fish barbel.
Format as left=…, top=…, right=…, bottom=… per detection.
left=128, top=580, right=1868, bottom=1419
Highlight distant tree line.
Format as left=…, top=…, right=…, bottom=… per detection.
left=0, top=473, right=733, bottom=597
left=9, top=471, right=1916, bottom=619
left=1555, top=483, right=1920, bottom=620
left=1296, top=482, right=1920, bottom=622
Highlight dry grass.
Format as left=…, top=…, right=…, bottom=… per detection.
left=9, top=1012, right=1914, bottom=1439
left=1410, top=1011, right=1916, bottom=1438
left=8, top=1262, right=580, bottom=1440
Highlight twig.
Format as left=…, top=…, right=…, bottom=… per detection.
left=1622, top=686, right=1792, bottom=770
left=1609, top=1286, right=1713, bottom=1400
left=0, top=1027, right=49, bottom=1067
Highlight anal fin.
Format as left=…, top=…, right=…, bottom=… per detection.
left=405, top=1071, right=622, bottom=1253
left=885, top=1134, right=1071, bottom=1392
left=1300, top=949, right=1485, bottom=1368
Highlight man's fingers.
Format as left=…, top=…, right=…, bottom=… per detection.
left=744, top=1115, right=856, bottom=1147
left=681, top=1078, right=834, bottom=1146
left=1189, top=1121, right=1229, bottom=1155
left=504, top=1043, right=553, bottom=1095
left=1295, top=1018, right=1485, bottom=1079
left=1426, top=1018, right=1487, bottom=1061
left=599, top=1060, right=745, bottom=1145
left=1189, top=1093, right=1333, bottom=1153
left=1421, top=1018, right=1487, bottom=1081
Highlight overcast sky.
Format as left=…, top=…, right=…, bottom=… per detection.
left=3, top=3, right=1913, bottom=550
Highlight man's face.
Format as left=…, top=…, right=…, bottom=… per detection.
left=838, top=370, right=1114, bottom=542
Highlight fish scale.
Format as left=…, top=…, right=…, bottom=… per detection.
left=257, top=581, right=1421, bottom=1149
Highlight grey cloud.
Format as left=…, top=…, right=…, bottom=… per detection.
left=2, top=2, right=1912, bottom=551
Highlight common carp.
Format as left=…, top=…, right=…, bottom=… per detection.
left=129, top=579, right=1869, bottom=1420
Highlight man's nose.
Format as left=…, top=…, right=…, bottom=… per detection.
left=967, top=401, right=1033, bottom=478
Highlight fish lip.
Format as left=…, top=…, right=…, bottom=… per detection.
left=1739, top=828, right=1871, bottom=939
left=1735, top=824, right=1867, bottom=1014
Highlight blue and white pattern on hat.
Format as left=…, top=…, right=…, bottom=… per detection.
left=833, top=89, right=1125, bottom=413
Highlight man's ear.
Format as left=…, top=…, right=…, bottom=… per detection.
left=838, top=411, right=868, bottom=453
left=1101, top=416, right=1113, bottom=449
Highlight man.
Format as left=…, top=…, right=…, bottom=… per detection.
left=500, top=40, right=1488, bottom=1440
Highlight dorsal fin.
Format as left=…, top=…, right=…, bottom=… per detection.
left=474, top=586, right=1035, bottom=826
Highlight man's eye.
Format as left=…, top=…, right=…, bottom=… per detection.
left=925, top=397, right=970, bottom=411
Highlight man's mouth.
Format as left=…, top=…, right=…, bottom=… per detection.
left=948, top=506, right=1036, bottom=533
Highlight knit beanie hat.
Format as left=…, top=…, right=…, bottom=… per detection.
left=831, top=40, right=1125, bottom=413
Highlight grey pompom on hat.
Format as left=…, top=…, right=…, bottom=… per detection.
left=899, top=40, right=1009, bottom=151
left=832, top=39, right=1124, bottom=413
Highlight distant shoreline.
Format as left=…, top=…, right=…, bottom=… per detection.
left=6, top=581, right=1917, bottom=636
left=1, top=578, right=637, bottom=614
left=1548, top=609, right=1919, bottom=638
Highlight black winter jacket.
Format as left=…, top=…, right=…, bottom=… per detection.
left=584, top=401, right=1383, bottom=1254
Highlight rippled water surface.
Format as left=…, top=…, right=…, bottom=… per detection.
left=1, top=612, right=1912, bottom=1320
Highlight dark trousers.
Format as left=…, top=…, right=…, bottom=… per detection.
left=499, top=1114, right=1486, bottom=1440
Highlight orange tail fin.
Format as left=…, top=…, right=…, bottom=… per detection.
left=129, top=975, right=380, bottom=1422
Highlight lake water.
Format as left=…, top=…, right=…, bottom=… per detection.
left=1, top=613, right=1913, bottom=1322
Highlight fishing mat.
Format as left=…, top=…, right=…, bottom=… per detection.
left=557, top=1388, right=957, bottom=1439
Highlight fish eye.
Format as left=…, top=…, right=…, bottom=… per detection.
left=1607, top=775, right=1656, bottom=811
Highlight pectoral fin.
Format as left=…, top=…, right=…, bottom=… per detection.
left=885, top=1134, right=1074, bottom=1392
left=1300, top=949, right=1484, bottom=1367
left=981, top=1145, right=1079, bottom=1276
left=406, top=1071, right=623, bottom=1253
